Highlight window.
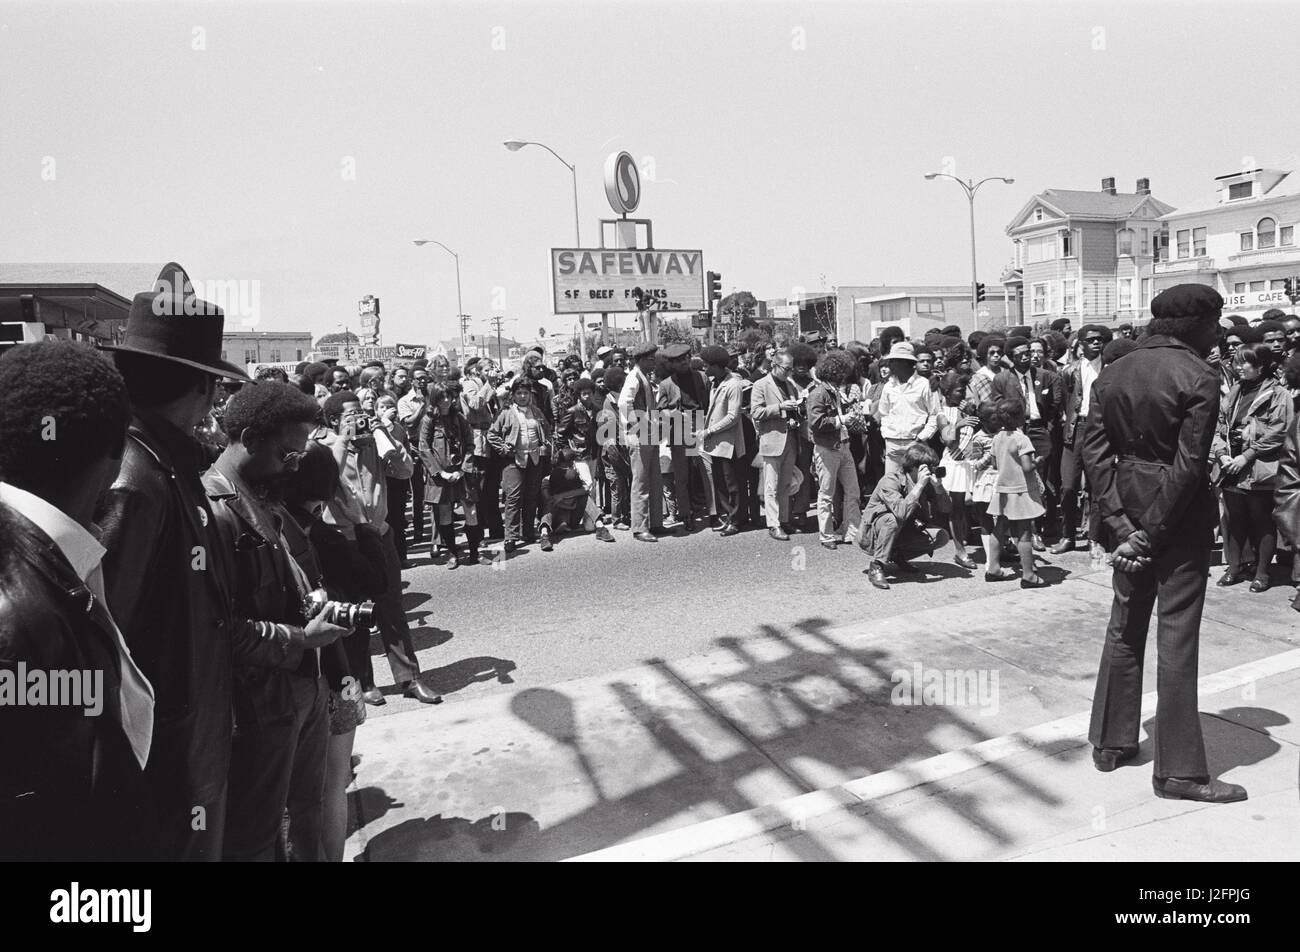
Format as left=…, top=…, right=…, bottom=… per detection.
left=1118, top=279, right=1133, bottom=310
left=1031, top=282, right=1049, bottom=315
left=1141, top=278, right=1150, bottom=307
left=1025, top=235, right=1056, bottom=263
left=1249, top=281, right=1266, bottom=292
left=1270, top=279, right=1289, bottom=290
left=1060, top=229, right=1074, bottom=257
left=296, top=349, right=304, bottom=360
left=1258, top=217, right=1276, bottom=249
left=1062, top=280, right=1077, bottom=313
left=915, top=298, right=944, bottom=316
left=1234, top=283, right=1247, bottom=293
left=1241, top=232, right=1255, bottom=252
left=1117, top=228, right=1134, bottom=256
left=1140, top=228, right=1149, bottom=255
left=1034, top=208, right=1044, bottom=222
left=243, top=349, right=255, bottom=364
left=270, top=349, right=281, bottom=362
left=1193, top=227, right=1206, bottom=256
left=1282, top=225, right=1295, bottom=246
left=1176, top=229, right=1190, bottom=259
left=1228, top=182, right=1252, bottom=200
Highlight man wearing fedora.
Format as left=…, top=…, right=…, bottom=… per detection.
left=96, top=272, right=346, bottom=860
left=1083, top=284, right=1247, bottom=804
left=875, top=341, right=942, bottom=477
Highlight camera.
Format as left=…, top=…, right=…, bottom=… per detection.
left=353, top=415, right=372, bottom=434
left=303, top=589, right=375, bottom=629
left=933, top=465, right=947, bottom=478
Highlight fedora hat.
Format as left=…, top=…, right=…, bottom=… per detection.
left=885, top=341, right=918, bottom=362
left=102, top=266, right=251, bottom=381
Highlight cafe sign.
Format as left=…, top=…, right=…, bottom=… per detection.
left=1220, top=288, right=1298, bottom=311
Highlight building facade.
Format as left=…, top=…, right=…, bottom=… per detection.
left=836, top=285, right=1016, bottom=342
left=1154, top=167, right=1300, bottom=317
left=221, top=330, right=313, bottom=369
left=1004, top=178, right=1175, bottom=328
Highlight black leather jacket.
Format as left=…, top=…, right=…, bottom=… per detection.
left=0, top=500, right=161, bottom=860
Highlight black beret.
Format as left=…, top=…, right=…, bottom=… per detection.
left=603, top=367, right=627, bottom=392
left=1257, top=319, right=1286, bottom=335
left=1102, top=338, right=1139, bottom=365
left=661, top=343, right=691, bottom=360
left=630, top=342, right=658, bottom=359
left=1077, top=323, right=1114, bottom=342
left=573, top=377, right=595, bottom=393
left=941, top=324, right=963, bottom=337
left=1224, top=313, right=1249, bottom=326
left=1007, top=325, right=1032, bottom=338
left=1150, top=284, right=1223, bottom=323
left=701, top=345, right=731, bottom=366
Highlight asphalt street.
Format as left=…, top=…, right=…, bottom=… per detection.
left=366, top=520, right=1108, bottom=718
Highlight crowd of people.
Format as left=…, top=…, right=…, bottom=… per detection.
left=3, top=274, right=1298, bottom=860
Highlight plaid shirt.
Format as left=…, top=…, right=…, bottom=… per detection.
left=965, top=366, right=996, bottom=412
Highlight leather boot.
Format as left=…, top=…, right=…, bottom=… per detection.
left=438, top=524, right=462, bottom=569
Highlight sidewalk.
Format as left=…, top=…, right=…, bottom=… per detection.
left=345, top=567, right=1300, bottom=862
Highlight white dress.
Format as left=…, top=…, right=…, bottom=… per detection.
left=939, top=406, right=976, bottom=495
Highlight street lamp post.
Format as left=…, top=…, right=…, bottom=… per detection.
left=924, top=172, right=1015, bottom=319
left=503, top=139, right=581, bottom=246
left=413, top=239, right=464, bottom=355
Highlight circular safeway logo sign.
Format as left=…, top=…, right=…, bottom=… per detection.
left=604, top=151, right=641, bottom=215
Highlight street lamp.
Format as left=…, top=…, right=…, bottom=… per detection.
left=925, top=172, right=1015, bottom=318
left=413, top=239, right=464, bottom=355
left=504, top=139, right=581, bottom=246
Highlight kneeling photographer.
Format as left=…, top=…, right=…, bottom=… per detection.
left=858, top=441, right=952, bottom=590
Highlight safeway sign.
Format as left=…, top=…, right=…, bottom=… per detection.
left=551, top=248, right=705, bottom=314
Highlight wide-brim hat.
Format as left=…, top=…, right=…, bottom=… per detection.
left=885, top=341, right=917, bottom=362
left=100, top=264, right=251, bottom=381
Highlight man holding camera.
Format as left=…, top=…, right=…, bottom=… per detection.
left=859, top=442, right=952, bottom=590
left=316, top=391, right=439, bottom=705
left=202, top=382, right=353, bottom=861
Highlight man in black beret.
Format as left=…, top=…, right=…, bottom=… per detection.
left=1083, top=283, right=1246, bottom=803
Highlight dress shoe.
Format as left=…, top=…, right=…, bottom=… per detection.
left=1217, top=569, right=1248, bottom=587
left=820, top=540, right=837, bottom=551
left=984, top=568, right=1019, bottom=582
left=594, top=525, right=614, bottom=543
left=613, top=521, right=631, bottom=531
left=503, top=540, right=518, bottom=554
left=720, top=524, right=740, bottom=537
left=780, top=523, right=796, bottom=535
left=1049, top=538, right=1077, bottom=555
left=1152, top=776, right=1247, bottom=803
left=866, top=563, right=890, bottom=590
left=445, top=550, right=462, bottom=569
left=1031, top=534, right=1046, bottom=552
left=478, top=550, right=498, bottom=566
left=708, top=515, right=721, bottom=529
left=711, top=519, right=729, bottom=532
left=1020, top=576, right=1051, bottom=589
left=894, top=559, right=920, bottom=574
left=402, top=680, right=442, bottom=705
left=539, top=531, right=554, bottom=552
left=1249, top=577, right=1271, bottom=593
left=650, top=526, right=669, bottom=536
left=1091, top=745, right=1139, bottom=772
left=634, top=531, right=658, bottom=543
left=672, top=525, right=689, bottom=537
left=768, top=527, right=790, bottom=541
left=360, top=687, right=386, bottom=706
left=953, top=551, right=978, bottom=570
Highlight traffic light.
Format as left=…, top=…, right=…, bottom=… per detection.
left=1286, top=278, right=1299, bottom=304
left=975, top=282, right=986, bottom=303
left=707, top=271, right=722, bottom=304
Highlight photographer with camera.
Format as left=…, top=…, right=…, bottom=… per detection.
left=858, top=442, right=952, bottom=590
left=316, top=391, right=439, bottom=705
left=202, top=382, right=353, bottom=861
left=281, top=440, right=385, bottom=861
left=750, top=349, right=804, bottom=541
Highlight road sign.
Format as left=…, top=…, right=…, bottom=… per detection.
left=587, top=321, right=602, bottom=330
left=551, top=248, right=705, bottom=314
left=603, top=151, right=641, bottom=215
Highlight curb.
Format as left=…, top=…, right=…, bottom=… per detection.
left=566, top=647, right=1300, bottom=862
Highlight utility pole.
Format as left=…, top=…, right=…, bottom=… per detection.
left=490, top=315, right=505, bottom=367
left=459, top=313, right=472, bottom=363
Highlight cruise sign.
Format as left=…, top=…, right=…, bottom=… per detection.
left=551, top=248, right=706, bottom=313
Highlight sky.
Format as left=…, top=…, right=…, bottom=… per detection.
left=3, top=0, right=1298, bottom=347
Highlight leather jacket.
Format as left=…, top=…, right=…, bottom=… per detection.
left=0, top=500, right=161, bottom=860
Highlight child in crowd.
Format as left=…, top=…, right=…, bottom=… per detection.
left=986, top=397, right=1049, bottom=588
left=938, top=372, right=979, bottom=569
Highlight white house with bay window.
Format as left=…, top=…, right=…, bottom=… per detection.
left=1153, top=168, right=1300, bottom=316
left=1004, top=177, right=1174, bottom=327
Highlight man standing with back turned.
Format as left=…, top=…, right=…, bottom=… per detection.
left=1083, top=284, right=1246, bottom=803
